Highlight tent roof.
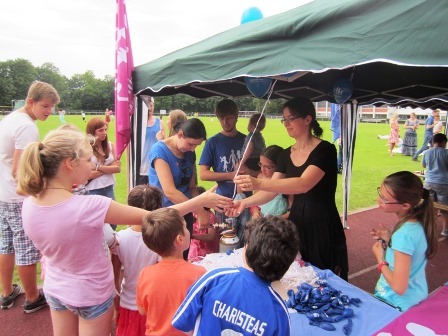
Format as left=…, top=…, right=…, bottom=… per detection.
left=133, top=0, right=448, bottom=107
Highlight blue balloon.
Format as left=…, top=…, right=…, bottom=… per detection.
left=244, top=77, right=273, bottom=98
left=333, top=78, right=353, bottom=104
left=241, top=7, right=264, bottom=24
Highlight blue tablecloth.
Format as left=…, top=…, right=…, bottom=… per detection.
left=289, top=270, right=402, bottom=336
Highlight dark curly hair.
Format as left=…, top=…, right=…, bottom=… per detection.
left=244, top=216, right=300, bottom=282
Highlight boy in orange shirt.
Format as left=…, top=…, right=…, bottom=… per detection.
left=137, top=208, right=206, bottom=335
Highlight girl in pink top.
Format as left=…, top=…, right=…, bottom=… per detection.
left=188, top=186, right=219, bottom=262
left=16, top=128, right=233, bottom=336
left=388, top=113, right=400, bottom=156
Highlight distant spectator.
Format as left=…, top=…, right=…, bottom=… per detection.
left=58, top=108, right=66, bottom=124
left=388, top=113, right=400, bottom=156
left=412, top=109, right=438, bottom=161
left=422, top=133, right=448, bottom=236
left=402, top=112, right=419, bottom=156
left=432, top=111, right=443, bottom=135
left=105, top=108, right=111, bottom=123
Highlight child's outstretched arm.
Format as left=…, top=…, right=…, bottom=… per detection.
left=171, top=185, right=233, bottom=216
left=104, top=188, right=233, bottom=226
left=105, top=201, right=149, bottom=225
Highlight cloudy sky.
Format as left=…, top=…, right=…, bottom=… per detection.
left=0, top=0, right=311, bottom=78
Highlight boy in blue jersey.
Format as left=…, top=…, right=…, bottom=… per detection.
left=172, top=216, right=300, bottom=335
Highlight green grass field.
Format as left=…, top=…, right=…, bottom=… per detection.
left=37, top=114, right=424, bottom=212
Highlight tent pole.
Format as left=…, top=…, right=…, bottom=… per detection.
left=341, top=101, right=359, bottom=229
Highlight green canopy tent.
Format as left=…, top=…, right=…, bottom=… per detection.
left=129, top=0, right=448, bottom=226
left=133, top=0, right=448, bottom=103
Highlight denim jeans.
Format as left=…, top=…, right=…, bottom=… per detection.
left=413, top=132, right=433, bottom=159
left=45, top=293, right=114, bottom=319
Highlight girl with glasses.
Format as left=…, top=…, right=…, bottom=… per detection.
left=250, top=145, right=290, bottom=218
left=371, top=171, right=437, bottom=311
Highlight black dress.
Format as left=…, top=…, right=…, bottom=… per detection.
left=277, top=141, right=349, bottom=280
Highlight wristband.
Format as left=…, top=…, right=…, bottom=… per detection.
left=377, top=261, right=389, bottom=273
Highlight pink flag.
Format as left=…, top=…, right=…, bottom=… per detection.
left=115, top=0, right=134, bottom=159
left=374, top=286, right=448, bottom=335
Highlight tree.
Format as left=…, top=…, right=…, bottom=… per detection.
left=0, top=62, right=15, bottom=107
left=36, top=62, right=67, bottom=106
left=0, top=59, right=36, bottom=106
left=0, top=57, right=284, bottom=114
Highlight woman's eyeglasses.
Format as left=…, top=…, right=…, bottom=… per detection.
left=377, top=187, right=402, bottom=204
left=258, top=162, right=276, bottom=169
left=280, top=116, right=301, bottom=124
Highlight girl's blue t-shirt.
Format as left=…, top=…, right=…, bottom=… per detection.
left=374, top=221, right=428, bottom=311
left=148, top=141, right=195, bottom=206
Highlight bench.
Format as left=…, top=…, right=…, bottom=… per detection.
left=360, top=118, right=387, bottom=123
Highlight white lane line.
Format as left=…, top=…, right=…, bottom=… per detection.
left=348, top=264, right=377, bottom=280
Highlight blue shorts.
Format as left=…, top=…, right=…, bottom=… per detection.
left=45, top=293, right=114, bottom=320
left=424, top=182, right=448, bottom=214
left=0, top=201, right=41, bottom=265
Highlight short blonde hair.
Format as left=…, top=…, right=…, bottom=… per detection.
left=26, top=81, right=60, bottom=105
left=168, top=109, right=187, bottom=136
left=17, top=129, right=92, bottom=197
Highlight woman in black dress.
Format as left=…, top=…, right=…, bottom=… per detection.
left=231, top=97, right=349, bottom=280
